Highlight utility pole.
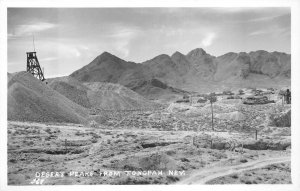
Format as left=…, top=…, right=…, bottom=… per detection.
left=209, top=93, right=216, bottom=131
left=64, top=139, right=68, bottom=153
left=211, top=101, right=214, bottom=131
left=255, top=129, right=258, bottom=140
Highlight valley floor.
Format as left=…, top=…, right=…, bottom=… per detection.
left=8, top=120, right=290, bottom=185
left=7, top=89, right=292, bottom=185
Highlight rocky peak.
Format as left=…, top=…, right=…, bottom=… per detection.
left=171, top=51, right=186, bottom=61
left=249, top=50, right=269, bottom=57
left=153, top=54, right=171, bottom=61
left=89, top=51, right=129, bottom=67
left=142, top=54, right=172, bottom=65
left=98, top=51, right=119, bottom=60
left=172, top=51, right=184, bottom=57
left=186, top=48, right=207, bottom=58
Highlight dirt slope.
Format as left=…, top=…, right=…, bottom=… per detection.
left=48, top=76, right=91, bottom=108
left=84, top=82, right=160, bottom=110
left=48, top=76, right=160, bottom=110
left=8, top=72, right=88, bottom=124
left=131, top=78, right=188, bottom=100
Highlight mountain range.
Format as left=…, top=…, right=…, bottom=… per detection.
left=70, top=48, right=290, bottom=96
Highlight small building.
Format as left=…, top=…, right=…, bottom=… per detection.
left=223, top=90, right=234, bottom=95
left=197, top=97, right=207, bottom=103
left=176, top=99, right=189, bottom=103
left=243, top=95, right=274, bottom=105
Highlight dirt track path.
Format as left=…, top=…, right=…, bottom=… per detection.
left=177, top=156, right=290, bottom=184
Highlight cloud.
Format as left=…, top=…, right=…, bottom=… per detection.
left=201, top=33, right=216, bottom=47
left=39, top=57, right=58, bottom=62
left=248, top=30, right=268, bottom=36
left=59, top=45, right=81, bottom=58
left=36, top=40, right=87, bottom=60
left=248, top=25, right=289, bottom=37
left=245, top=15, right=279, bottom=23
left=107, top=26, right=141, bottom=58
left=9, top=22, right=57, bottom=38
left=7, top=33, right=18, bottom=40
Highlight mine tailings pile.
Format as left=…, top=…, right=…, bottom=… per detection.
left=8, top=72, right=88, bottom=124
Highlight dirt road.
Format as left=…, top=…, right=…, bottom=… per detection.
left=177, top=156, right=290, bottom=184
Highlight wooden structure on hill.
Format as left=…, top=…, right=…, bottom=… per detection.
left=26, top=52, right=45, bottom=81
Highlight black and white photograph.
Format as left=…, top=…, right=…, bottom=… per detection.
left=1, top=0, right=300, bottom=190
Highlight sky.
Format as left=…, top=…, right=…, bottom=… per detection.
left=7, top=8, right=291, bottom=78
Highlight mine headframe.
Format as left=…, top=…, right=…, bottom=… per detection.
left=26, top=52, right=45, bottom=81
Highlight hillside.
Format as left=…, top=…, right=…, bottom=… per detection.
left=131, top=78, right=189, bottom=101
left=48, top=76, right=91, bottom=108
left=215, top=51, right=291, bottom=81
left=70, top=52, right=139, bottom=83
left=48, top=76, right=160, bottom=110
left=70, top=52, right=189, bottom=97
left=8, top=72, right=88, bottom=124
left=186, top=48, right=217, bottom=80
left=84, top=82, right=160, bottom=110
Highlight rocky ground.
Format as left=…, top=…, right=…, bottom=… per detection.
left=206, top=162, right=291, bottom=184
left=7, top=88, right=291, bottom=185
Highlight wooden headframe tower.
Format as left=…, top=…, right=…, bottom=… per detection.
left=26, top=52, right=45, bottom=81
left=26, top=35, right=45, bottom=81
